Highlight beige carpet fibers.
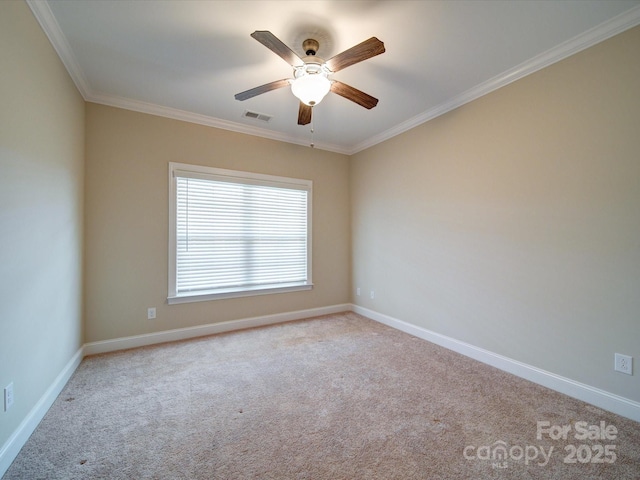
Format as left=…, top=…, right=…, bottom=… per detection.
left=4, top=312, right=639, bottom=479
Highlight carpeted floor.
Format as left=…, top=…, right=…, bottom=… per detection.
left=4, top=312, right=639, bottom=479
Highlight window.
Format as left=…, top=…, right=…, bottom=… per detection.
left=168, top=163, right=312, bottom=304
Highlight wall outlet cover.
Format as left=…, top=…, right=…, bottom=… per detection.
left=4, top=382, right=14, bottom=411
left=614, top=353, right=632, bottom=375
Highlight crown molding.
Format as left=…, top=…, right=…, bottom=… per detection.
left=26, top=0, right=91, bottom=99
left=28, top=1, right=640, bottom=156
left=86, top=92, right=351, bottom=155
left=349, top=4, right=640, bottom=155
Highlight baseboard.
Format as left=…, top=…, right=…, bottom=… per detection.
left=352, top=305, right=640, bottom=423
left=0, top=347, right=83, bottom=478
left=84, top=304, right=352, bottom=356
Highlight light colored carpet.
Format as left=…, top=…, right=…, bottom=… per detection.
left=4, top=312, right=639, bottom=479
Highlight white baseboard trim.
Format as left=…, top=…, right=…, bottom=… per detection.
left=352, top=305, right=640, bottom=423
left=84, top=304, right=351, bottom=356
left=0, top=347, right=83, bottom=478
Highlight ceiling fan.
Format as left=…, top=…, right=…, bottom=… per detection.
left=235, top=31, right=385, bottom=125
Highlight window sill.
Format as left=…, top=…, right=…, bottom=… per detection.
left=167, top=283, right=313, bottom=305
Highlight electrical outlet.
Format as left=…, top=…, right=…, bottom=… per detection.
left=614, top=353, right=632, bottom=375
left=147, top=307, right=156, bottom=320
left=356, top=287, right=361, bottom=296
left=4, top=382, right=14, bottom=412
left=370, top=290, right=375, bottom=299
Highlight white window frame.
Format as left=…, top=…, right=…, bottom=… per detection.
left=168, top=162, right=313, bottom=304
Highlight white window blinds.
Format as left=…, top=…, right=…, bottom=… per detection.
left=168, top=163, right=312, bottom=303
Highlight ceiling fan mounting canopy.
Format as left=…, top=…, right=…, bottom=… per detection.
left=235, top=31, right=385, bottom=125
left=302, top=38, right=320, bottom=56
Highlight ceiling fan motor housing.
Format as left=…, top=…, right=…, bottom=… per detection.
left=295, top=39, right=330, bottom=79
left=294, top=58, right=328, bottom=77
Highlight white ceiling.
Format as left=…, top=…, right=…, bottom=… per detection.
left=29, top=0, right=640, bottom=154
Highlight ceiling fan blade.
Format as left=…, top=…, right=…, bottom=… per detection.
left=298, top=102, right=312, bottom=125
left=325, top=37, right=385, bottom=73
left=330, top=81, right=379, bottom=109
left=251, top=31, right=304, bottom=67
left=235, top=79, right=290, bottom=101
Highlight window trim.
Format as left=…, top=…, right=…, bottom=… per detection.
left=168, top=162, right=313, bottom=304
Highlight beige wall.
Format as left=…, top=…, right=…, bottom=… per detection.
left=351, top=26, right=640, bottom=402
left=0, top=1, right=85, bottom=448
left=84, top=104, right=350, bottom=342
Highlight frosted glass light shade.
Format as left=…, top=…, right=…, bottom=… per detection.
left=291, top=74, right=331, bottom=106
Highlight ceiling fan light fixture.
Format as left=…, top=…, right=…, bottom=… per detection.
left=291, top=72, right=331, bottom=107
left=235, top=31, right=384, bottom=124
